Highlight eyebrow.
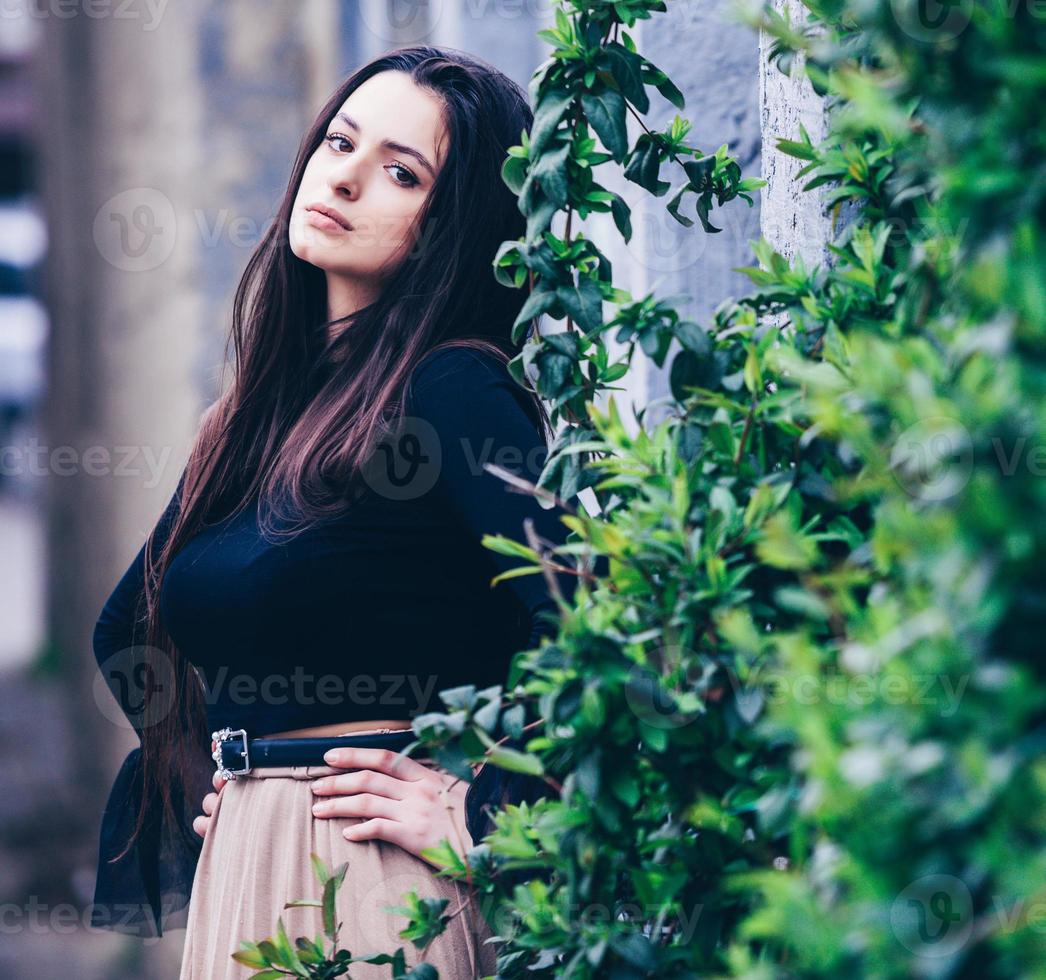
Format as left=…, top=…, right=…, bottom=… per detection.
left=331, top=112, right=436, bottom=179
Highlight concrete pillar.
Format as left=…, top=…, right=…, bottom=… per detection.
left=193, top=0, right=341, bottom=398
left=36, top=0, right=206, bottom=793
left=34, top=0, right=207, bottom=972
left=759, top=0, right=831, bottom=266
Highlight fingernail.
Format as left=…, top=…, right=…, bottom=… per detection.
left=312, top=801, right=329, bottom=815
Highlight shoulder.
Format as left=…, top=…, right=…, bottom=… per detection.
left=411, top=344, right=509, bottom=388
left=405, top=343, right=547, bottom=443
left=407, top=345, right=516, bottom=412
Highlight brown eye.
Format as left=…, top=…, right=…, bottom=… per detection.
left=389, top=163, right=419, bottom=188
left=325, top=134, right=351, bottom=152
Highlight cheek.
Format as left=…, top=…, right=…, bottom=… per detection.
left=288, top=172, right=322, bottom=252
left=388, top=197, right=429, bottom=250
left=292, top=162, right=320, bottom=208
left=356, top=202, right=422, bottom=251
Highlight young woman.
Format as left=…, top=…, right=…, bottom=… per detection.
left=89, top=46, right=591, bottom=978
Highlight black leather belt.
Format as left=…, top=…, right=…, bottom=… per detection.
left=210, top=726, right=418, bottom=779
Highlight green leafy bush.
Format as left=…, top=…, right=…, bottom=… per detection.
left=240, top=1, right=1044, bottom=976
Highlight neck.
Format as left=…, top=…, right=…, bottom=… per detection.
left=326, top=272, right=381, bottom=343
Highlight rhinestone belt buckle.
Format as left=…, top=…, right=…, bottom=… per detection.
left=211, top=727, right=250, bottom=779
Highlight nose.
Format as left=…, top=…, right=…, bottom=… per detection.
left=327, top=152, right=362, bottom=200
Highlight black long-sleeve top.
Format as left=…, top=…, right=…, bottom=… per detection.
left=90, top=346, right=591, bottom=936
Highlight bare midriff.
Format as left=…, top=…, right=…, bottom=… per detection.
left=258, top=718, right=414, bottom=739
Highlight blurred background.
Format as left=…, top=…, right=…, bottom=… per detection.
left=0, top=0, right=761, bottom=975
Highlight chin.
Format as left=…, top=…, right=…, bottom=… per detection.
left=290, top=240, right=347, bottom=269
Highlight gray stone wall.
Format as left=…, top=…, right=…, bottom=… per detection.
left=759, top=0, right=831, bottom=266
left=617, top=0, right=763, bottom=429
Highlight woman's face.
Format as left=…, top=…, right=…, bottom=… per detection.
left=289, top=70, right=448, bottom=289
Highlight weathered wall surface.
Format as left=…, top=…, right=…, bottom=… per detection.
left=629, top=0, right=764, bottom=427
left=759, top=0, right=831, bottom=266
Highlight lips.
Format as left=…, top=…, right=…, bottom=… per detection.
left=305, top=204, right=352, bottom=231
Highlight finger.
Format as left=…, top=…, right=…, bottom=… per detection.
left=201, top=792, right=218, bottom=816
left=212, top=769, right=227, bottom=790
left=312, top=792, right=402, bottom=822
left=310, top=769, right=408, bottom=800
left=321, top=746, right=428, bottom=780
left=192, top=815, right=208, bottom=838
left=341, top=817, right=412, bottom=850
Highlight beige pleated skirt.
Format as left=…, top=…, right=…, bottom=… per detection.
left=177, top=759, right=499, bottom=979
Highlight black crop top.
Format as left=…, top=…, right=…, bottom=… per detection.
left=89, top=346, right=593, bottom=936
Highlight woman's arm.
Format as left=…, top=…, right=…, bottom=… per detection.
left=406, top=346, right=603, bottom=846
left=90, top=468, right=204, bottom=937
left=406, top=346, right=585, bottom=649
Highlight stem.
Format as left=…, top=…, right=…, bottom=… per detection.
left=734, top=392, right=759, bottom=468
left=624, top=99, right=699, bottom=179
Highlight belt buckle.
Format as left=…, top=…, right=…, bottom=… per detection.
left=211, top=727, right=250, bottom=779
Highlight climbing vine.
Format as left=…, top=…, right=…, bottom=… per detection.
left=237, top=0, right=1045, bottom=976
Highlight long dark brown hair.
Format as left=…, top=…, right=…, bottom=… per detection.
left=111, top=45, right=549, bottom=866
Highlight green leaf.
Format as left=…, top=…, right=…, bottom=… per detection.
left=755, top=511, right=819, bottom=570
left=272, top=917, right=308, bottom=976
left=683, top=155, right=716, bottom=189
left=230, top=944, right=269, bottom=969
left=309, top=852, right=329, bottom=887
left=480, top=533, right=541, bottom=562
left=490, top=565, right=544, bottom=586
left=530, top=89, right=573, bottom=156
left=532, top=139, right=571, bottom=208
left=500, top=152, right=529, bottom=195
left=609, top=192, right=633, bottom=242
left=776, top=137, right=818, bottom=161
left=556, top=274, right=605, bottom=332
left=524, top=193, right=559, bottom=244
left=486, top=744, right=545, bottom=776
left=580, top=89, right=629, bottom=161
left=602, top=43, right=650, bottom=112
left=319, top=889, right=338, bottom=948
left=513, top=286, right=558, bottom=329
left=419, top=837, right=468, bottom=873
left=666, top=181, right=694, bottom=228
left=643, top=59, right=685, bottom=109
left=624, top=134, right=671, bottom=195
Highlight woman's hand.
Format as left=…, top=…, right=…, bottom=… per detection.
left=193, top=742, right=228, bottom=838
left=310, top=746, right=474, bottom=868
